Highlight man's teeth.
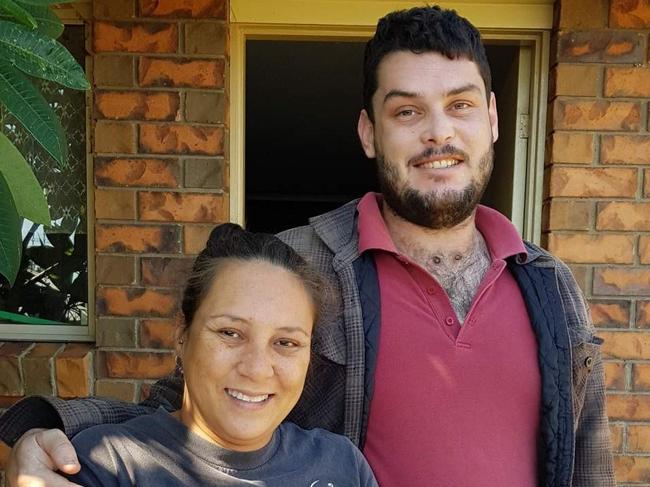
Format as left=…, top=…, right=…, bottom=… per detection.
left=226, top=389, right=269, bottom=403
left=419, top=159, right=459, bottom=169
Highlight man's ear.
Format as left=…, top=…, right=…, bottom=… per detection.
left=357, top=109, right=376, bottom=158
left=488, top=92, right=499, bottom=143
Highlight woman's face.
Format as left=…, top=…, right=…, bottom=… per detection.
left=178, top=259, right=315, bottom=451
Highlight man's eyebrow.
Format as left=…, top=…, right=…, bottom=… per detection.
left=383, top=89, right=421, bottom=104
left=446, top=83, right=483, bottom=97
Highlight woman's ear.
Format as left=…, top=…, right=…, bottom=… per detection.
left=174, top=314, right=187, bottom=357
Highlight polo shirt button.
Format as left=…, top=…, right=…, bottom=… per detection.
left=426, top=287, right=436, bottom=295
left=585, top=356, right=593, bottom=369
left=445, top=316, right=454, bottom=326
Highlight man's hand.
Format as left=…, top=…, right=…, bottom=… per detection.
left=6, top=428, right=81, bottom=487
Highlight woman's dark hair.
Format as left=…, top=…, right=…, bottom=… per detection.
left=363, top=5, right=492, bottom=121
left=181, top=223, right=327, bottom=330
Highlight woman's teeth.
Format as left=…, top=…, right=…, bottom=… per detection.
left=226, top=389, right=269, bottom=403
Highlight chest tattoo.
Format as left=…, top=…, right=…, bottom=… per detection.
left=407, top=234, right=492, bottom=324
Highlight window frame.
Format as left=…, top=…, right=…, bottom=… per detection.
left=229, top=0, right=551, bottom=244
left=0, top=7, right=95, bottom=342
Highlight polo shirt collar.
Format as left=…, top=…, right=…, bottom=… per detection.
left=357, top=192, right=528, bottom=262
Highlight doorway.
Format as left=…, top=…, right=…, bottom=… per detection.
left=245, top=40, right=531, bottom=235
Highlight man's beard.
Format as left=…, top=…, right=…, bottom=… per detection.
left=377, top=144, right=494, bottom=229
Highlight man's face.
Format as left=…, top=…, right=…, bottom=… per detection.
left=358, top=51, right=499, bottom=229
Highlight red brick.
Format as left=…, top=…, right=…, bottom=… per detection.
left=0, top=343, right=30, bottom=396
left=645, top=169, right=650, bottom=196
left=558, top=0, right=609, bottom=29
left=549, top=132, right=594, bottom=164
left=96, top=224, right=180, bottom=253
left=0, top=440, right=10, bottom=470
left=183, top=224, right=214, bottom=254
left=139, top=124, right=224, bottom=155
left=610, top=423, right=624, bottom=452
left=600, top=331, right=650, bottom=359
left=95, top=379, right=136, bottom=402
left=96, top=287, right=178, bottom=317
left=140, top=257, right=193, bottom=287
left=96, top=255, right=136, bottom=285
left=597, top=202, right=650, bottom=230
left=95, top=158, right=180, bottom=188
left=94, top=22, right=177, bottom=53
left=139, top=319, right=177, bottom=348
left=139, top=57, right=224, bottom=88
left=543, top=200, right=591, bottom=231
left=138, top=192, right=227, bottom=223
left=95, top=91, right=180, bottom=121
left=549, top=167, right=637, bottom=197
left=185, top=22, right=226, bottom=55
left=552, top=64, right=601, bottom=97
left=628, top=425, right=650, bottom=452
left=101, top=351, right=175, bottom=379
left=641, top=237, right=650, bottom=264
left=615, top=455, right=650, bottom=483
left=94, top=55, right=134, bottom=87
left=95, top=318, right=137, bottom=347
left=139, top=0, right=226, bottom=19
left=604, top=361, right=626, bottom=389
left=548, top=233, right=633, bottom=264
left=558, top=30, right=646, bottom=63
left=633, top=363, right=650, bottom=390
left=611, top=0, right=650, bottom=28
left=594, top=268, right=650, bottom=296
left=608, top=393, right=650, bottom=420
left=95, top=188, right=136, bottom=220
left=94, top=121, right=136, bottom=154
left=55, top=344, right=92, bottom=398
left=605, top=67, right=650, bottom=97
left=23, top=343, right=62, bottom=396
left=601, top=135, right=650, bottom=164
left=590, top=300, right=631, bottom=328
left=93, top=0, right=135, bottom=19
left=637, top=301, right=650, bottom=328
left=553, top=99, right=640, bottom=131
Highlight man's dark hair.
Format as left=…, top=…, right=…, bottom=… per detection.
left=363, top=5, right=492, bottom=121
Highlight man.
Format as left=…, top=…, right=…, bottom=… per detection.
left=1, top=6, right=614, bottom=486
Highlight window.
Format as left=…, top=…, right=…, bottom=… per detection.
left=0, top=23, right=92, bottom=341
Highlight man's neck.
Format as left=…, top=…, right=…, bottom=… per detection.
left=381, top=201, right=491, bottom=323
left=381, top=201, right=479, bottom=261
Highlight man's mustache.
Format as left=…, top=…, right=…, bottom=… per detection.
left=407, top=145, right=469, bottom=166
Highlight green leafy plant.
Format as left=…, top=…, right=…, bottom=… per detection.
left=0, top=0, right=89, bottom=285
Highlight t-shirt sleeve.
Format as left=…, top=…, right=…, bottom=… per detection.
left=353, top=446, right=379, bottom=487
left=66, top=428, right=123, bottom=487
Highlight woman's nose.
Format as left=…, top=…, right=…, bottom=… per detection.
left=236, top=346, right=274, bottom=381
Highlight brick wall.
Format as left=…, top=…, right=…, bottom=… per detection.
left=548, top=0, right=650, bottom=484
left=0, top=0, right=228, bottom=480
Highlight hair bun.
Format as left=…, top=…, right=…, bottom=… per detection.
left=205, top=223, right=246, bottom=257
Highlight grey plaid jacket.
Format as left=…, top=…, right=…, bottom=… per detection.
left=0, top=200, right=614, bottom=486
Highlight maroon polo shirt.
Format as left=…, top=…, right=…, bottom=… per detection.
left=359, top=193, right=540, bottom=487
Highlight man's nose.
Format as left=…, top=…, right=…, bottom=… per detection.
left=420, top=110, right=454, bottom=145
left=237, top=345, right=275, bottom=381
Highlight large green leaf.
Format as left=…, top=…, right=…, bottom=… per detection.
left=0, top=0, right=37, bottom=29
left=0, top=132, right=50, bottom=224
left=0, top=172, right=22, bottom=285
left=11, top=3, right=63, bottom=38
left=0, top=60, right=67, bottom=166
left=0, top=20, right=89, bottom=89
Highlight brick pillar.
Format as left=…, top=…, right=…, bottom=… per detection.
left=547, top=0, right=650, bottom=484
left=92, top=0, right=229, bottom=401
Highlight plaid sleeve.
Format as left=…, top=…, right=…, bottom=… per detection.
left=0, top=375, right=183, bottom=446
left=572, top=349, right=616, bottom=487
left=554, top=259, right=615, bottom=486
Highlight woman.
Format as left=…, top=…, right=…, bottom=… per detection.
left=68, top=224, right=377, bottom=486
